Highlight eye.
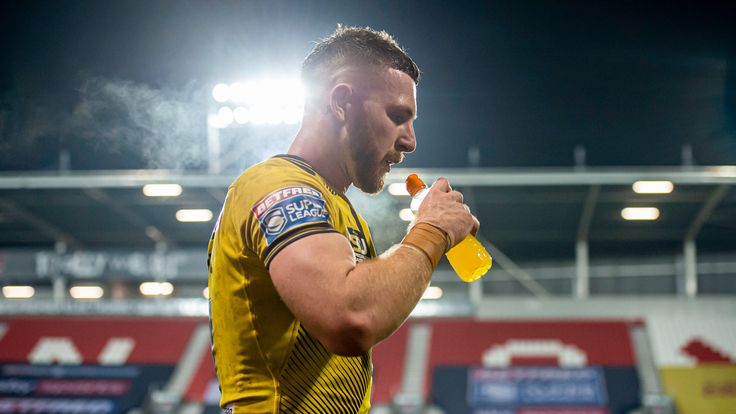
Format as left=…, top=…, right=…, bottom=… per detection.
left=388, top=109, right=410, bottom=125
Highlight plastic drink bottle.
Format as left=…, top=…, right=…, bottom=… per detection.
left=406, top=174, right=492, bottom=282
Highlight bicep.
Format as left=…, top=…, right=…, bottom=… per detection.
left=269, top=232, right=358, bottom=342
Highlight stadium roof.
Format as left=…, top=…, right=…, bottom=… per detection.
left=1, top=166, right=734, bottom=260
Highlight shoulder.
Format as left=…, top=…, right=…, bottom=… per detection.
left=232, top=156, right=323, bottom=194
left=232, top=157, right=339, bottom=265
left=225, top=156, right=341, bottom=232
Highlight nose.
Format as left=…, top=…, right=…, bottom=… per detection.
left=395, top=122, right=416, bottom=153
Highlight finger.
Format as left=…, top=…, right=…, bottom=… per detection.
left=449, top=191, right=464, bottom=204
left=463, top=203, right=471, bottom=213
left=431, top=177, right=451, bottom=193
left=471, top=215, right=480, bottom=236
left=446, top=190, right=463, bottom=203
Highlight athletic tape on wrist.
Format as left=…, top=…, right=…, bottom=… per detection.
left=401, top=222, right=450, bottom=269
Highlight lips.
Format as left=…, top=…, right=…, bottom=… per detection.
left=384, top=154, right=403, bottom=172
left=387, top=156, right=402, bottom=166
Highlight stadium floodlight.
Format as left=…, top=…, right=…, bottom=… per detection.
left=208, top=107, right=235, bottom=129
left=249, top=105, right=268, bottom=125
left=422, top=286, right=443, bottom=300
left=212, top=83, right=231, bottom=103
left=210, top=78, right=304, bottom=127
left=399, top=208, right=415, bottom=222
left=388, top=183, right=410, bottom=196
left=70, top=286, right=104, bottom=299
left=218, top=107, right=234, bottom=126
left=621, top=207, right=660, bottom=221
left=139, top=282, right=174, bottom=296
left=2, top=285, right=35, bottom=299
left=176, top=209, right=213, bottom=222
left=633, top=181, right=674, bottom=194
left=142, top=184, right=182, bottom=197
left=233, top=107, right=249, bottom=124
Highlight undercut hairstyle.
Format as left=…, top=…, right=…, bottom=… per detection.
left=302, top=25, right=420, bottom=92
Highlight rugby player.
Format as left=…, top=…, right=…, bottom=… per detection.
left=207, top=25, right=478, bottom=413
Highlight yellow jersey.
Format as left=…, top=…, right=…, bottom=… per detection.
left=207, top=154, right=377, bottom=413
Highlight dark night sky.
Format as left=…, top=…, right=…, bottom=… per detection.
left=1, top=0, right=735, bottom=171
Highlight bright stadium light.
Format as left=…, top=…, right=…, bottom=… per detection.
left=399, top=208, right=415, bottom=222
left=2, top=285, right=35, bottom=299
left=212, top=83, right=231, bottom=103
left=218, top=107, right=234, bottom=126
left=139, top=282, right=174, bottom=296
left=233, top=107, right=249, bottom=124
left=176, top=209, right=213, bottom=222
left=208, top=107, right=235, bottom=129
left=249, top=105, right=268, bottom=125
left=283, top=104, right=303, bottom=125
left=266, top=104, right=284, bottom=125
left=621, top=207, right=660, bottom=221
left=70, top=286, right=104, bottom=299
left=142, top=184, right=182, bottom=197
left=388, top=183, right=410, bottom=196
left=210, top=78, right=304, bottom=127
left=229, top=82, right=248, bottom=103
left=632, top=181, right=674, bottom=194
left=422, top=286, right=443, bottom=300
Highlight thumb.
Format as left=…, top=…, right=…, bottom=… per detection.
left=431, top=177, right=451, bottom=193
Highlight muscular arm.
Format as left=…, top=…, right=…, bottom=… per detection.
left=270, top=233, right=433, bottom=356
left=269, top=178, right=477, bottom=356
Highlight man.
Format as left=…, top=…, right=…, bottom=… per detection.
left=207, top=26, right=478, bottom=413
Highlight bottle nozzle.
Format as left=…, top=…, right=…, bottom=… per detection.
left=405, top=174, right=426, bottom=196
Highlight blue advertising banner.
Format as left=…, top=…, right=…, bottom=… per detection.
left=0, top=364, right=174, bottom=414
left=467, top=367, right=608, bottom=407
left=432, top=366, right=639, bottom=414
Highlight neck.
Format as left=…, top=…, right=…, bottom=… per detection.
left=288, top=116, right=351, bottom=194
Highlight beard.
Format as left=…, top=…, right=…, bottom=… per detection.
left=348, top=115, right=401, bottom=194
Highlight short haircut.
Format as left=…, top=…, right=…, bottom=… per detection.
left=302, top=25, right=421, bottom=89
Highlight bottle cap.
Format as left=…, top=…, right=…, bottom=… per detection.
left=405, top=174, right=426, bottom=196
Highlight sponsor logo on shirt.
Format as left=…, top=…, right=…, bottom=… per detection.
left=253, top=186, right=330, bottom=245
left=347, top=228, right=369, bottom=262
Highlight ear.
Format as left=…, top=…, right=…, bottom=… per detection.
left=329, top=83, right=352, bottom=123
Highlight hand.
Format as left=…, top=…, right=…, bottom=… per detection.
left=413, top=177, right=479, bottom=248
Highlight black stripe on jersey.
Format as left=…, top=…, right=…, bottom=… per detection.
left=299, top=337, right=362, bottom=401
left=273, top=154, right=317, bottom=176
left=278, top=325, right=369, bottom=413
left=281, top=360, right=334, bottom=414
left=263, top=223, right=338, bottom=268
left=280, top=355, right=334, bottom=414
left=283, top=348, right=344, bottom=413
left=297, top=336, right=363, bottom=408
left=335, top=353, right=370, bottom=395
left=282, top=338, right=362, bottom=413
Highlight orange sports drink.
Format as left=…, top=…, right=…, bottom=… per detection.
left=406, top=174, right=492, bottom=282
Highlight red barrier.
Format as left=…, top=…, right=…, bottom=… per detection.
left=0, top=317, right=638, bottom=407
left=0, top=317, right=201, bottom=365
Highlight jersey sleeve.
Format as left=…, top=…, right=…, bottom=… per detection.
left=241, top=172, right=339, bottom=268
